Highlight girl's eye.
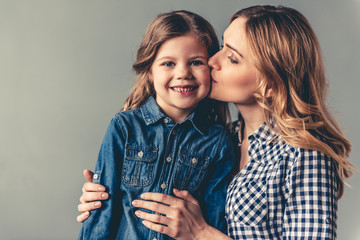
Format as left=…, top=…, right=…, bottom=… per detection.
left=163, top=62, right=175, bottom=67
left=228, top=56, right=238, bottom=64
left=190, top=60, right=204, bottom=66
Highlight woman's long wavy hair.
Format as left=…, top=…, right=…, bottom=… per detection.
left=232, top=5, right=353, bottom=198
left=123, top=10, right=229, bottom=124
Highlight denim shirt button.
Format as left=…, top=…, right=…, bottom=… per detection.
left=161, top=182, right=166, bottom=189
left=192, top=157, right=197, bottom=164
left=138, top=151, right=144, bottom=158
left=163, top=118, right=169, bottom=124
left=93, top=174, right=98, bottom=180
left=166, top=156, right=172, bottom=162
left=152, top=238, right=157, bottom=240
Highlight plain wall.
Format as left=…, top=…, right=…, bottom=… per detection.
left=1, top=0, right=359, bottom=239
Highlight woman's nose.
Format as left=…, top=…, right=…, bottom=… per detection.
left=208, top=53, right=220, bottom=70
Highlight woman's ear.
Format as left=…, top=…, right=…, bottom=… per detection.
left=265, top=88, right=273, bottom=98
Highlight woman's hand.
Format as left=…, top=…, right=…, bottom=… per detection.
left=132, top=189, right=230, bottom=240
left=76, top=169, right=109, bottom=223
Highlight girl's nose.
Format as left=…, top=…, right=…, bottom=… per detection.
left=176, top=65, right=193, bottom=80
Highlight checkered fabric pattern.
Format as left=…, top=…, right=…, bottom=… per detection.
left=226, top=121, right=338, bottom=239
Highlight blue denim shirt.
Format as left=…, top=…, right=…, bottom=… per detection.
left=79, top=97, right=235, bottom=240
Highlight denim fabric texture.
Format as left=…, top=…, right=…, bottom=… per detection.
left=78, top=97, right=235, bottom=240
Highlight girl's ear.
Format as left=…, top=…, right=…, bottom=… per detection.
left=148, top=71, right=153, bottom=83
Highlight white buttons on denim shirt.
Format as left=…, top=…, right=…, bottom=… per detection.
left=138, top=151, right=144, bottom=158
left=166, top=156, right=172, bottom=162
left=192, top=157, right=197, bottom=164
left=163, top=118, right=169, bottom=123
left=161, top=182, right=166, bottom=189
left=93, top=174, right=98, bottom=180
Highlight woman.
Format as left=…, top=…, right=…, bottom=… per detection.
left=77, top=5, right=353, bottom=239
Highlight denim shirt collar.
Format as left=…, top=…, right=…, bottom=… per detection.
left=140, top=96, right=208, bottom=135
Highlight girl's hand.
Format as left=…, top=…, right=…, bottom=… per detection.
left=76, top=169, right=109, bottom=223
left=132, top=189, right=210, bottom=240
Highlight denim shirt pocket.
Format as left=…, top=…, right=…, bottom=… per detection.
left=122, top=145, right=158, bottom=186
left=173, top=149, right=210, bottom=191
left=234, top=179, right=268, bottom=226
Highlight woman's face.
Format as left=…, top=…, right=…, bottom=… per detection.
left=208, top=17, right=260, bottom=107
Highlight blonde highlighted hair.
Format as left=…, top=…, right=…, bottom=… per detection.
left=232, top=5, right=353, bottom=198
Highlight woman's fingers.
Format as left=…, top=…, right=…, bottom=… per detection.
left=80, top=191, right=109, bottom=203
left=135, top=210, right=168, bottom=225
left=77, top=211, right=90, bottom=223
left=140, top=192, right=180, bottom=206
left=132, top=199, right=169, bottom=215
left=83, top=169, right=94, bottom=182
left=142, top=220, right=176, bottom=237
left=173, top=189, right=199, bottom=206
left=78, top=201, right=102, bottom=212
left=83, top=182, right=106, bottom=192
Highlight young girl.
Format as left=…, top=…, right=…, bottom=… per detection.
left=78, top=10, right=235, bottom=240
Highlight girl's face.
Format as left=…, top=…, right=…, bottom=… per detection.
left=208, top=17, right=260, bottom=108
left=150, top=35, right=210, bottom=122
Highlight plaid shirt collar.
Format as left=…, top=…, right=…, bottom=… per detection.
left=233, top=120, right=279, bottom=144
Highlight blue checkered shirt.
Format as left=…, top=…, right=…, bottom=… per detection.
left=226, top=121, right=338, bottom=239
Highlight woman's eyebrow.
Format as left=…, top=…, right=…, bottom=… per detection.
left=225, top=43, right=244, bottom=58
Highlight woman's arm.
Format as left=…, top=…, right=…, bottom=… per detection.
left=77, top=169, right=109, bottom=223
left=283, top=150, right=338, bottom=238
left=132, top=189, right=232, bottom=240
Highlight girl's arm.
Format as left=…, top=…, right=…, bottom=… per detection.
left=132, top=190, right=232, bottom=240
left=79, top=117, right=125, bottom=239
left=77, top=169, right=109, bottom=223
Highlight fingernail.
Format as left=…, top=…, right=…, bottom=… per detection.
left=94, top=202, right=100, bottom=207
left=142, top=220, right=150, bottom=227
left=98, top=186, right=105, bottom=191
left=141, top=193, right=147, bottom=199
left=101, top=193, right=107, bottom=199
left=132, top=200, right=138, bottom=206
left=84, top=211, right=90, bottom=216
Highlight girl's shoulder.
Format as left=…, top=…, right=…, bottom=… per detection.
left=110, top=108, right=143, bottom=126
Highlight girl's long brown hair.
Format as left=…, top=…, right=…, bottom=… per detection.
left=123, top=10, right=228, bottom=124
left=232, top=5, right=353, bottom=198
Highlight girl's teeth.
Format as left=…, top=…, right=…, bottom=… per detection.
left=173, top=87, right=194, bottom=92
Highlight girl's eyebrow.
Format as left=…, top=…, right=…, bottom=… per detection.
left=156, top=55, right=208, bottom=61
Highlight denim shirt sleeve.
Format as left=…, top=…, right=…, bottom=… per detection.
left=199, top=130, right=235, bottom=233
left=79, top=117, right=125, bottom=240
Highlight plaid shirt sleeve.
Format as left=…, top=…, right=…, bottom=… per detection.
left=282, top=148, right=338, bottom=239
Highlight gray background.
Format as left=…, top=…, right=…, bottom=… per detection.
left=1, top=0, right=359, bottom=239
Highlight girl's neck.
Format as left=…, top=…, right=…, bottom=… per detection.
left=235, top=103, right=265, bottom=140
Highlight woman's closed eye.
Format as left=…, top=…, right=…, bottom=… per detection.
left=228, top=56, right=239, bottom=64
